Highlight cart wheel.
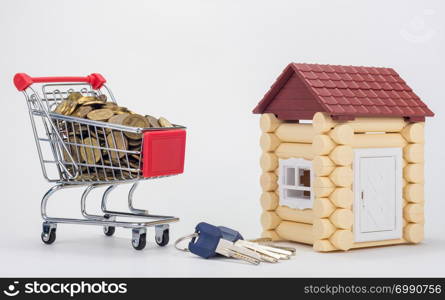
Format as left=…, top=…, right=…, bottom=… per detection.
left=41, top=228, right=56, bottom=245
left=155, top=229, right=169, bottom=247
left=132, top=233, right=146, bottom=250
left=103, top=226, right=115, bottom=237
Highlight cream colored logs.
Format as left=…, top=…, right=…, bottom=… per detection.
left=329, top=167, right=353, bottom=187
left=350, top=117, right=406, bottom=133
left=329, top=187, right=353, bottom=208
left=260, top=172, right=278, bottom=192
left=260, top=192, right=279, bottom=211
left=275, top=143, right=314, bottom=160
left=313, top=156, right=335, bottom=177
left=313, top=239, right=337, bottom=252
left=313, top=112, right=336, bottom=133
left=404, top=183, right=424, bottom=204
left=274, top=123, right=316, bottom=143
left=312, top=135, right=336, bottom=156
left=276, top=221, right=314, bottom=244
left=404, top=143, right=424, bottom=163
left=313, top=219, right=336, bottom=240
left=261, top=230, right=280, bottom=241
left=329, top=230, right=354, bottom=250
left=404, top=204, right=424, bottom=223
left=312, top=112, right=407, bottom=133
left=329, top=208, right=353, bottom=229
left=404, top=163, right=424, bottom=183
left=401, top=122, right=424, bottom=244
left=401, top=123, right=425, bottom=143
left=259, top=114, right=281, bottom=240
left=313, top=198, right=335, bottom=218
left=404, top=223, right=424, bottom=244
left=313, top=177, right=335, bottom=198
left=351, top=133, right=407, bottom=148
left=261, top=211, right=281, bottom=230
left=260, top=153, right=278, bottom=171
left=311, top=119, right=354, bottom=252
left=275, top=206, right=314, bottom=224
left=260, top=133, right=280, bottom=152
left=260, top=113, right=281, bottom=133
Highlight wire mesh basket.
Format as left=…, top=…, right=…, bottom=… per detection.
left=14, top=73, right=186, bottom=250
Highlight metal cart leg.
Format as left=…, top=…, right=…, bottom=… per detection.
left=128, top=182, right=148, bottom=214
left=81, top=185, right=106, bottom=221
left=100, top=183, right=178, bottom=222
left=39, top=183, right=178, bottom=248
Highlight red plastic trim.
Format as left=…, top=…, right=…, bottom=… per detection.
left=13, top=73, right=106, bottom=91
left=142, top=129, right=186, bottom=178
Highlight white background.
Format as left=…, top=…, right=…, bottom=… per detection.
left=0, top=0, right=444, bottom=277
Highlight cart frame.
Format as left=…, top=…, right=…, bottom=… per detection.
left=14, top=73, right=185, bottom=250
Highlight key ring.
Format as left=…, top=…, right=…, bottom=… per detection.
left=174, top=233, right=198, bottom=252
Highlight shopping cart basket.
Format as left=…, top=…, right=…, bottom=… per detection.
left=14, top=73, right=186, bottom=250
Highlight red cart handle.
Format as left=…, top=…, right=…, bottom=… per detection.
left=13, top=73, right=106, bottom=91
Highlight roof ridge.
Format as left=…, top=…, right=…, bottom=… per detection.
left=291, top=62, right=395, bottom=70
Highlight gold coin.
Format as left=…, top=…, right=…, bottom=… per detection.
left=121, top=158, right=141, bottom=172
left=54, top=100, right=70, bottom=114
left=128, top=159, right=141, bottom=171
left=71, top=105, right=93, bottom=118
left=106, top=131, right=128, bottom=160
left=82, top=100, right=106, bottom=106
left=79, top=137, right=101, bottom=164
left=66, top=100, right=78, bottom=115
left=67, top=92, right=83, bottom=102
left=108, top=113, right=129, bottom=125
left=117, top=106, right=129, bottom=112
left=77, top=96, right=97, bottom=105
left=131, top=154, right=141, bottom=162
left=114, top=110, right=129, bottom=115
left=128, top=138, right=141, bottom=146
left=87, top=109, right=114, bottom=121
left=122, top=114, right=149, bottom=139
left=62, top=136, right=83, bottom=163
left=158, top=117, right=173, bottom=127
left=145, top=115, right=160, bottom=127
left=73, top=125, right=89, bottom=134
left=102, top=102, right=118, bottom=110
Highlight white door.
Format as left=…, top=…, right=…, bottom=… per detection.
left=354, top=148, right=402, bottom=242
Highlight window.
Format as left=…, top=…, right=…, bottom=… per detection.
left=279, top=158, right=313, bottom=209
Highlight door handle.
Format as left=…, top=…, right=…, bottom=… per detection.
left=361, top=190, right=365, bottom=207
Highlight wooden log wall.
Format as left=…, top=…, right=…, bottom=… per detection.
left=259, top=113, right=316, bottom=241
left=312, top=112, right=354, bottom=251
left=259, top=113, right=425, bottom=250
left=311, top=113, right=425, bottom=251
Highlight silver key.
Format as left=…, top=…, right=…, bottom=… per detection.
left=260, top=243, right=296, bottom=256
left=236, top=240, right=292, bottom=261
left=249, top=238, right=297, bottom=256
left=215, top=238, right=262, bottom=265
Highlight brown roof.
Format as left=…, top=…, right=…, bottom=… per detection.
left=253, top=63, right=434, bottom=121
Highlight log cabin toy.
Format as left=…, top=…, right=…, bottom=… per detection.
left=253, top=63, right=434, bottom=252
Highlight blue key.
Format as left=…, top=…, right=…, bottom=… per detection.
left=219, top=226, right=244, bottom=243
left=188, top=222, right=260, bottom=264
left=188, top=222, right=222, bottom=259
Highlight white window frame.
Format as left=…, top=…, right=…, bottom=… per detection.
left=278, top=158, right=314, bottom=209
left=353, top=148, right=403, bottom=242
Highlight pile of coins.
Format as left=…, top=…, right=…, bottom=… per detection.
left=53, top=92, right=175, bottom=181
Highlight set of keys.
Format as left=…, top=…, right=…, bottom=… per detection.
left=175, top=222, right=296, bottom=265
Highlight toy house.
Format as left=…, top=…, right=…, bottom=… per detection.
left=253, top=63, right=434, bottom=252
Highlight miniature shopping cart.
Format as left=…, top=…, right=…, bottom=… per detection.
left=14, top=73, right=186, bottom=250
